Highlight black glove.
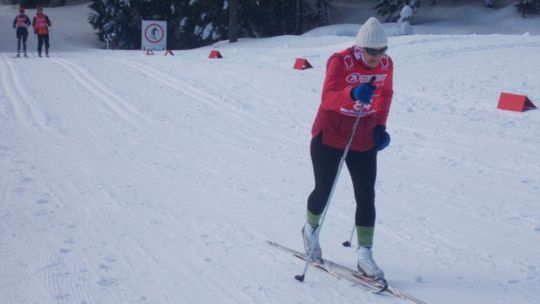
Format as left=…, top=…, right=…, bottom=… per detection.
left=374, top=125, right=390, bottom=151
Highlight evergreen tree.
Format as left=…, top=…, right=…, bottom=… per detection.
left=237, top=0, right=297, bottom=37
left=229, top=0, right=239, bottom=42
left=20, top=0, right=51, bottom=8
left=188, top=0, right=228, bottom=45
left=236, top=0, right=333, bottom=37
left=483, top=0, right=496, bottom=8
left=88, top=0, right=140, bottom=49
left=374, top=0, right=404, bottom=22
left=374, top=0, right=538, bottom=21
left=516, top=0, right=540, bottom=16
left=303, top=0, right=332, bottom=31
left=88, top=0, right=336, bottom=50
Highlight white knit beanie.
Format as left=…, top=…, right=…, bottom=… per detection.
left=355, top=17, right=388, bottom=48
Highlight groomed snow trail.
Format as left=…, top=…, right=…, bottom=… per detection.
left=1, top=4, right=539, bottom=303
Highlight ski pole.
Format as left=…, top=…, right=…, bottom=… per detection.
left=295, top=104, right=364, bottom=282
left=342, top=224, right=355, bottom=247
left=295, top=77, right=375, bottom=282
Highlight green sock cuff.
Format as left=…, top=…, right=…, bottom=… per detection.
left=356, top=226, right=374, bottom=247
left=307, top=210, right=321, bottom=227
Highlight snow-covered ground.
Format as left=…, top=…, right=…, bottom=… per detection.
left=1, top=2, right=540, bottom=304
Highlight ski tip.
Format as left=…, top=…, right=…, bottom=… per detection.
left=373, top=277, right=389, bottom=294
left=294, top=274, right=305, bottom=282
left=342, top=241, right=351, bottom=247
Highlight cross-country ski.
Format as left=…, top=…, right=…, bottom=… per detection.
left=268, top=241, right=427, bottom=304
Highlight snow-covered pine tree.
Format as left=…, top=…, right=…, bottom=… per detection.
left=516, top=0, right=540, bottom=16
left=238, top=0, right=297, bottom=36
left=88, top=0, right=336, bottom=50
left=88, top=0, right=140, bottom=49
left=237, top=0, right=334, bottom=36
left=303, top=0, right=333, bottom=30
left=187, top=0, right=228, bottom=46
left=374, top=0, right=404, bottom=22
left=88, top=0, right=229, bottom=49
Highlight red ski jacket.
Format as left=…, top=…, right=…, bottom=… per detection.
left=311, top=46, right=394, bottom=152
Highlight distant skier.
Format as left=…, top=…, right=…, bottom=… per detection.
left=13, top=6, right=31, bottom=58
left=302, top=17, right=393, bottom=279
left=32, top=6, right=52, bottom=57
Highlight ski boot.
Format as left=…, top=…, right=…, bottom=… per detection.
left=302, top=223, right=322, bottom=262
left=357, top=246, right=385, bottom=278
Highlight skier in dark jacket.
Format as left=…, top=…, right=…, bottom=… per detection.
left=32, top=6, right=52, bottom=57
left=13, top=7, right=31, bottom=58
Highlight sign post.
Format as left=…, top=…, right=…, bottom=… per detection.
left=141, top=20, right=167, bottom=51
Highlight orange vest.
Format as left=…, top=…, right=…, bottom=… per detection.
left=33, top=14, right=51, bottom=35
left=16, top=15, right=30, bottom=28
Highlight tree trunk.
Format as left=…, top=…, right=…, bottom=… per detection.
left=229, top=0, right=239, bottom=43
left=320, top=0, right=329, bottom=25
left=296, top=0, right=303, bottom=34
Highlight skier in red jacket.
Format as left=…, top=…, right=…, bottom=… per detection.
left=302, top=17, right=393, bottom=279
left=13, top=7, right=31, bottom=58
left=32, top=6, right=52, bottom=57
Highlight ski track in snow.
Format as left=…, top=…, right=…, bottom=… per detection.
left=51, top=57, right=155, bottom=125
left=0, top=53, right=47, bottom=129
left=107, top=57, right=261, bottom=131
left=105, top=55, right=311, bottom=139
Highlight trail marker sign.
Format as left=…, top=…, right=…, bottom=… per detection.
left=209, top=50, right=223, bottom=59
left=142, top=20, right=167, bottom=51
left=294, top=58, right=313, bottom=70
left=497, top=92, right=536, bottom=112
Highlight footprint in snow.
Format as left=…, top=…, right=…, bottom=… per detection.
left=54, top=294, right=70, bottom=300
left=97, top=277, right=116, bottom=287
left=33, top=209, right=54, bottom=217
left=36, top=198, right=49, bottom=204
left=19, top=176, right=34, bottom=183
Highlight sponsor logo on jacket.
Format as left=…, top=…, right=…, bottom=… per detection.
left=340, top=103, right=376, bottom=117
left=345, top=73, right=387, bottom=84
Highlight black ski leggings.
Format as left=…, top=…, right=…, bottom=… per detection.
left=307, top=133, right=377, bottom=227
left=37, top=34, right=50, bottom=55
left=16, top=28, right=28, bottom=53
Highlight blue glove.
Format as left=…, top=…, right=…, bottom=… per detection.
left=374, top=125, right=390, bottom=151
left=351, top=83, right=376, bottom=104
